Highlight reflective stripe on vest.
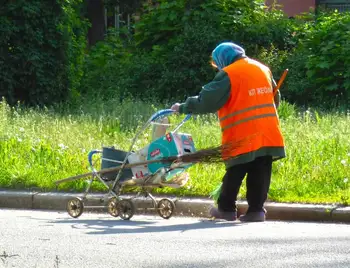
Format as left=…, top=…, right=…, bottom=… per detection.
left=220, top=103, right=276, bottom=132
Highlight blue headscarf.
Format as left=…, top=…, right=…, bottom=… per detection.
left=212, top=42, right=246, bottom=70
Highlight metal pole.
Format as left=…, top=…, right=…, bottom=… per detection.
left=104, top=7, right=107, bottom=30
left=116, top=5, right=120, bottom=36
left=114, top=6, right=117, bottom=30
left=127, top=13, right=130, bottom=32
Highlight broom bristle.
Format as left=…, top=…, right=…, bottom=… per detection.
left=171, top=134, right=255, bottom=165
left=209, top=182, right=222, bottom=204
left=55, top=134, right=255, bottom=185
left=99, top=135, right=255, bottom=175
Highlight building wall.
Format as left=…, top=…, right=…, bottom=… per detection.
left=265, top=0, right=316, bottom=17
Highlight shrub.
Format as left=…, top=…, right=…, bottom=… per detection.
left=260, top=10, right=350, bottom=109
left=251, top=10, right=350, bottom=110
left=301, top=11, right=350, bottom=108
left=81, top=0, right=296, bottom=102
left=0, top=0, right=88, bottom=106
left=80, top=31, right=130, bottom=98
left=80, top=29, right=166, bottom=101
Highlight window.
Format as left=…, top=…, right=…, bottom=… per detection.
left=317, top=0, right=350, bottom=12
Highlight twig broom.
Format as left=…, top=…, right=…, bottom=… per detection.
left=55, top=136, right=253, bottom=186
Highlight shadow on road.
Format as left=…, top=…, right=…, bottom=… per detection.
left=50, top=216, right=245, bottom=235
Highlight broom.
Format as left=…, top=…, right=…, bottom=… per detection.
left=55, top=136, right=253, bottom=186
left=274, top=69, right=288, bottom=96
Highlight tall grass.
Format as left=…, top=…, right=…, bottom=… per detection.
left=0, top=97, right=349, bottom=205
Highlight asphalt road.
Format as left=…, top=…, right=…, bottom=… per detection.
left=0, top=209, right=349, bottom=268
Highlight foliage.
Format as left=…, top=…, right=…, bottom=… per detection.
left=63, top=0, right=91, bottom=102
left=134, top=0, right=187, bottom=48
left=276, top=10, right=350, bottom=109
left=154, top=20, right=220, bottom=100
left=216, top=0, right=297, bottom=52
left=81, top=0, right=297, bottom=102
left=0, top=98, right=349, bottom=205
left=133, top=0, right=297, bottom=53
left=4, top=0, right=349, bottom=109
left=81, top=1, right=350, bottom=110
left=79, top=31, right=132, bottom=98
left=301, top=11, right=350, bottom=108
left=103, top=0, right=143, bottom=13
left=0, top=0, right=89, bottom=106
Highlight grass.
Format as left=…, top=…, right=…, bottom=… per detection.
left=0, top=97, right=349, bottom=205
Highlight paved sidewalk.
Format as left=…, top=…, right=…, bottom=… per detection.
left=0, top=189, right=349, bottom=223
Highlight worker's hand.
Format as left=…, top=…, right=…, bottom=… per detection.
left=170, top=103, right=180, bottom=112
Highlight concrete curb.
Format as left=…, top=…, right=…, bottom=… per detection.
left=0, top=190, right=349, bottom=223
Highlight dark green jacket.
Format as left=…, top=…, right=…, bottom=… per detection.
left=179, top=71, right=281, bottom=114
left=178, top=70, right=285, bottom=168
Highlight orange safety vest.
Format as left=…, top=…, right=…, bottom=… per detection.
left=218, top=58, right=285, bottom=161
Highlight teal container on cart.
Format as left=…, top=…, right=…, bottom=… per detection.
left=146, top=132, right=196, bottom=181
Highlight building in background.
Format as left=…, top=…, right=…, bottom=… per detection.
left=265, top=0, right=315, bottom=17
left=265, top=0, right=350, bottom=17
left=318, top=0, right=350, bottom=12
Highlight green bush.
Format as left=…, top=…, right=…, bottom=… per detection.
left=80, top=32, right=130, bottom=98
left=0, top=0, right=88, bottom=106
left=79, top=1, right=350, bottom=110
left=303, top=11, right=350, bottom=108
left=80, top=29, right=166, bottom=101
left=134, top=0, right=187, bottom=49
left=275, top=11, right=350, bottom=109
left=81, top=0, right=296, bottom=102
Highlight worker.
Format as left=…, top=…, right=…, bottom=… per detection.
left=170, top=42, right=286, bottom=222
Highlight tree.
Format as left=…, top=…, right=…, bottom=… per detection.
left=86, top=0, right=105, bottom=46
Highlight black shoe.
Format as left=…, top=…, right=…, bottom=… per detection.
left=239, top=211, right=266, bottom=222
left=209, top=207, right=237, bottom=221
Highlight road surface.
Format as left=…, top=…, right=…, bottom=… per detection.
left=0, top=209, right=349, bottom=268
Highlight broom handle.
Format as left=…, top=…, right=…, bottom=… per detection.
left=273, top=69, right=288, bottom=96
left=55, top=157, right=176, bottom=185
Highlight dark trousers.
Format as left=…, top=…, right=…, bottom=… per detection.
left=218, top=156, right=272, bottom=213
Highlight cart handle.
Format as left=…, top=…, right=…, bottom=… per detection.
left=88, top=149, right=102, bottom=167
left=150, top=109, right=174, bottom=122
left=150, top=109, right=191, bottom=123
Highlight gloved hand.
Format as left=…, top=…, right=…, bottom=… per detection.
left=170, top=103, right=180, bottom=112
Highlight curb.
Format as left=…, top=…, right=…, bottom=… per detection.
left=0, top=190, right=349, bottom=223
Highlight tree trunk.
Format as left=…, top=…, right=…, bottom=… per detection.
left=86, top=0, right=105, bottom=47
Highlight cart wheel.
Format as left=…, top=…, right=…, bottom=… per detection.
left=107, top=197, right=119, bottom=217
left=157, top=198, right=175, bottom=219
left=67, top=197, right=84, bottom=218
left=117, top=199, right=135, bottom=220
